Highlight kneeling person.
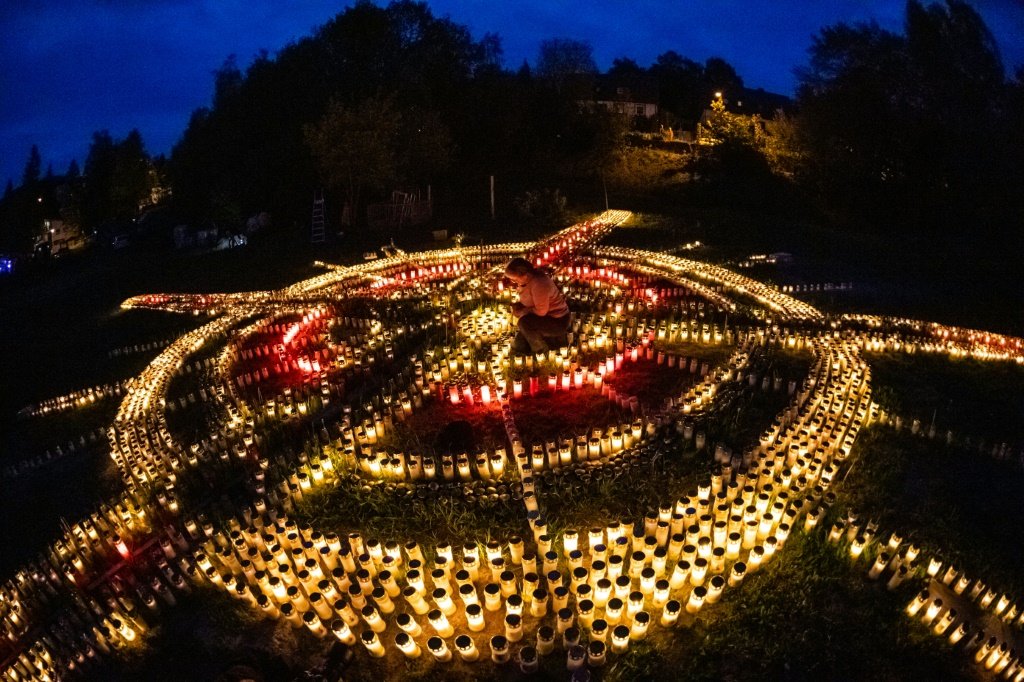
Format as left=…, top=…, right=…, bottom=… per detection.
left=504, top=257, right=569, bottom=355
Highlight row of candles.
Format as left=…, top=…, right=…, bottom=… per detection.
left=121, top=290, right=269, bottom=315
left=823, top=513, right=1024, bottom=679
left=873, top=409, right=1024, bottom=471
left=0, top=427, right=108, bottom=482
left=108, top=314, right=240, bottom=489
left=841, top=314, right=1024, bottom=363
left=593, top=246, right=824, bottom=323
left=17, top=379, right=132, bottom=419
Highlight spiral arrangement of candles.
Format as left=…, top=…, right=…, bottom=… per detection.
left=7, top=209, right=1024, bottom=680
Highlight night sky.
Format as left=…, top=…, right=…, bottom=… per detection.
left=2, top=0, right=1023, bottom=188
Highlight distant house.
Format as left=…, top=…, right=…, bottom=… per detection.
left=732, top=87, right=792, bottom=119
left=577, top=74, right=659, bottom=121
left=34, top=218, right=86, bottom=256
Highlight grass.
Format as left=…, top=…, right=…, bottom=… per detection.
left=86, top=588, right=327, bottom=681
left=868, top=351, right=1024, bottom=445
left=295, top=481, right=528, bottom=551
left=835, top=425, right=1024, bottom=597
left=623, top=532, right=971, bottom=681
left=378, top=397, right=509, bottom=457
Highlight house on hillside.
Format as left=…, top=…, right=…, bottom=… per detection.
left=577, top=74, right=659, bottom=124
left=34, top=218, right=86, bottom=256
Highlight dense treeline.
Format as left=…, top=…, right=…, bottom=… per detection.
left=2, top=0, right=1022, bottom=255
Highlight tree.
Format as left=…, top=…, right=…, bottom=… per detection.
left=213, top=55, right=243, bottom=109
left=702, top=57, right=744, bottom=100
left=305, top=96, right=401, bottom=224
left=650, top=51, right=704, bottom=124
left=536, top=38, right=597, bottom=93
left=81, top=129, right=153, bottom=227
left=66, top=159, right=80, bottom=179
left=794, top=1, right=1012, bottom=230
left=400, top=107, right=452, bottom=185
left=22, top=145, right=41, bottom=187
left=607, top=57, right=645, bottom=80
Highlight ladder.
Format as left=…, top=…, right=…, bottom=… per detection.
left=311, top=190, right=326, bottom=244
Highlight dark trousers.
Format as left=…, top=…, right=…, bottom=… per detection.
left=512, top=313, right=570, bottom=355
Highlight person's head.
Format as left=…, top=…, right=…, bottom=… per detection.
left=504, top=257, right=534, bottom=285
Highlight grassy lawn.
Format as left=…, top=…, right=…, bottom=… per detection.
left=835, top=426, right=1024, bottom=596
left=868, top=352, right=1024, bottom=444
left=615, top=532, right=971, bottom=682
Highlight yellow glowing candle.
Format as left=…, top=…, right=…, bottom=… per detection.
left=427, top=636, right=452, bottom=662
left=452, top=633, right=478, bottom=661
left=331, top=619, right=356, bottom=644
left=906, top=589, right=929, bottom=617
left=396, top=612, right=422, bottom=637
left=466, top=602, right=486, bottom=631
left=506, top=593, right=524, bottom=617
left=610, top=624, right=631, bottom=654
left=505, top=613, right=524, bottom=642
left=630, top=611, right=650, bottom=640
left=428, top=608, right=454, bottom=637
left=395, top=632, right=422, bottom=658
left=686, top=586, right=706, bottom=614
left=490, top=635, right=511, bottom=663
left=661, top=599, right=681, bottom=627
left=360, top=630, right=386, bottom=658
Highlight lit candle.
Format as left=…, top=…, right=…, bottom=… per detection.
left=331, top=619, right=356, bottom=644
left=466, top=602, right=486, bottom=631
left=610, top=625, right=631, bottom=654
left=360, top=630, right=386, bottom=658
left=455, top=634, right=479, bottom=661
left=605, top=598, right=624, bottom=626
left=395, top=632, right=422, bottom=659
left=427, top=636, right=452, bottom=662
left=505, top=613, right=524, bottom=642
left=661, top=599, right=681, bottom=627
left=396, top=612, right=422, bottom=637
left=490, top=635, right=511, bottom=663
left=428, top=608, right=454, bottom=637
left=686, top=586, right=707, bottom=614
left=630, top=611, right=651, bottom=640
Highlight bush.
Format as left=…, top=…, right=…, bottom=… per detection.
left=512, top=188, right=567, bottom=220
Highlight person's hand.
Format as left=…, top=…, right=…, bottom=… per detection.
left=511, top=302, right=525, bottom=318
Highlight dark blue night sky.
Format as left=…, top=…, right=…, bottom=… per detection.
left=2, top=0, right=1022, bottom=187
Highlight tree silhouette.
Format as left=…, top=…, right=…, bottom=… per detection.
left=22, top=145, right=41, bottom=187
left=305, top=96, right=401, bottom=224
left=536, top=38, right=597, bottom=94
left=795, top=0, right=1014, bottom=232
